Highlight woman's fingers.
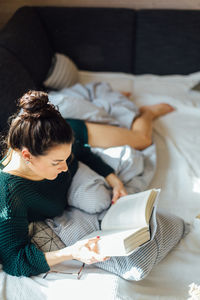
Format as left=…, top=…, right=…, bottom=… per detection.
left=86, top=237, right=100, bottom=253
left=112, top=186, right=128, bottom=204
left=72, top=237, right=110, bottom=264
left=84, top=237, right=110, bottom=263
left=111, top=188, right=120, bottom=204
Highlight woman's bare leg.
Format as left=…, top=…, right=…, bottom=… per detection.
left=86, top=103, right=174, bottom=150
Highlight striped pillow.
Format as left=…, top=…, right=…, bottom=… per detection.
left=43, top=53, right=78, bottom=90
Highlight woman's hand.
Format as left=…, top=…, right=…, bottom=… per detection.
left=69, top=237, right=110, bottom=265
left=105, top=173, right=127, bottom=204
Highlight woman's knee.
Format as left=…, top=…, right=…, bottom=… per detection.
left=129, top=132, right=152, bottom=150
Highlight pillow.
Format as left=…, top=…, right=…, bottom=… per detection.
left=29, top=221, right=65, bottom=252
left=43, top=53, right=79, bottom=90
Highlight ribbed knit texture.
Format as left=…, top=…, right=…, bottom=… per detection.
left=0, top=163, right=75, bottom=277
left=0, top=129, right=114, bottom=277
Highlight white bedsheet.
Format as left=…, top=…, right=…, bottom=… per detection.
left=1, top=71, right=200, bottom=299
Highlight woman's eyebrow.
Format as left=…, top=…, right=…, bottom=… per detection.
left=52, top=159, right=65, bottom=162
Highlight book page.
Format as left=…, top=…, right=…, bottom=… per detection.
left=101, top=189, right=159, bottom=231
left=81, top=227, right=147, bottom=256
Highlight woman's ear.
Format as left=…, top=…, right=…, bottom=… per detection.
left=21, top=148, right=32, bottom=162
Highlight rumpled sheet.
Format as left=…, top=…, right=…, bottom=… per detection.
left=48, top=81, right=156, bottom=192
left=1, top=71, right=200, bottom=300
left=48, top=81, right=139, bottom=129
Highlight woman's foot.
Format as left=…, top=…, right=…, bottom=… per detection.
left=120, top=91, right=132, bottom=98
left=139, top=103, right=175, bottom=119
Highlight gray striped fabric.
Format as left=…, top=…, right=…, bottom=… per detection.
left=46, top=208, right=185, bottom=281
left=95, top=211, right=185, bottom=280
left=43, top=53, right=79, bottom=89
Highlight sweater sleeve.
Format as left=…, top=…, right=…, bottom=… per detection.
left=0, top=217, right=50, bottom=277
left=72, top=140, right=114, bottom=177
left=0, top=181, right=50, bottom=277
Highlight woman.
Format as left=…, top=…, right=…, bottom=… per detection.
left=0, top=90, right=185, bottom=279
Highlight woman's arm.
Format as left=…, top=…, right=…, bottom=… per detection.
left=72, top=140, right=114, bottom=177
left=0, top=217, right=108, bottom=277
left=105, top=173, right=127, bottom=204
left=0, top=217, right=50, bottom=277
left=45, top=237, right=108, bottom=267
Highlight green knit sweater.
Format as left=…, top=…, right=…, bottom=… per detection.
left=0, top=140, right=114, bottom=277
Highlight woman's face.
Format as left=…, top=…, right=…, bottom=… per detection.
left=27, top=143, right=72, bottom=180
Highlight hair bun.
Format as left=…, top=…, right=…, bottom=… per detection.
left=19, top=90, right=49, bottom=115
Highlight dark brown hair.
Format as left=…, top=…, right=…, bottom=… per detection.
left=5, top=90, right=73, bottom=156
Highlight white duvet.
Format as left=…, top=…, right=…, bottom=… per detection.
left=1, top=71, right=200, bottom=300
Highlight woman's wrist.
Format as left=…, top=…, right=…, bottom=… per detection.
left=44, top=247, right=74, bottom=267
left=105, top=173, right=124, bottom=188
left=106, top=173, right=127, bottom=204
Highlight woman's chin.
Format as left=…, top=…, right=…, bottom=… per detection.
left=47, top=174, right=59, bottom=180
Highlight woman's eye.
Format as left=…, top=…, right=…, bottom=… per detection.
left=51, top=163, right=59, bottom=166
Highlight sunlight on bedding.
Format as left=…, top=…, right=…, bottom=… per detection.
left=121, top=147, right=132, bottom=161
left=123, top=266, right=142, bottom=281
left=192, top=177, right=200, bottom=194
left=105, top=147, right=123, bottom=159
left=101, top=146, right=133, bottom=160
left=44, top=273, right=119, bottom=300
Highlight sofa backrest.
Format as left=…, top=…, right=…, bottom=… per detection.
left=0, top=47, right=36, bottom=133
left=0, top=6, right=53, bottom=134
left=36, top=7, right=136, bottom=74
left=135, top=9, right=200, bottom=75
left=3, top=6, right=200, bottom=77
left=0, top=6, right=53, bottom=87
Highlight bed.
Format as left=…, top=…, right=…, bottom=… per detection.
left=1, top=6, right=200, bottom=300
left=1, top=69, right=200, bottom=299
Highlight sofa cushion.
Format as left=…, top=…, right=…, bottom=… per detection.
left=0, top=6, right=53, bottom=86
left=36, top=7, right=136, bottom=73
left=0, top=47, right=36, bottom=133
left=135, top=10, right=200, bottom=75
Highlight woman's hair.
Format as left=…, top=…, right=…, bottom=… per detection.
left=4, top=90, right=73, bottom=156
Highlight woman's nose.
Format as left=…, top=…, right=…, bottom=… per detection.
left=60, top=161, right=68, bottom=172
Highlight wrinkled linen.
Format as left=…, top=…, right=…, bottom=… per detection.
left=48, top=81, right=139, bottom=128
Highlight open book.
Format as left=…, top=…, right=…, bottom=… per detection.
left=82, top=188, right=161, bottom=256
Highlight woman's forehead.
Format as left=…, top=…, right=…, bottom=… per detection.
left=44, top=143, right=72, bottom=158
